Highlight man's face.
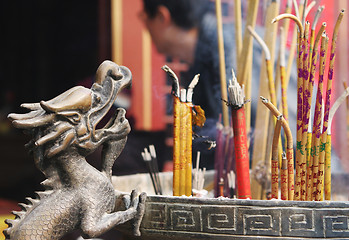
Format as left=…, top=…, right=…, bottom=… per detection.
left=138, top=8, right=169, bottom=54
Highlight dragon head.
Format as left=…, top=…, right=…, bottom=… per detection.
left=8, top=60, right=132, bottom=159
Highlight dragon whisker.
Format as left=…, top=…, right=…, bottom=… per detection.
left=35, top=124, right=72, bottom=147
left=12, top=113, right=55, bottom=129
left=46, top=131, right=75, bottom=158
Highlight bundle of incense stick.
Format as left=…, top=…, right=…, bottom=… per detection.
left=141, top=146, right=162, bottom=195
left=259, top=5, right=345, bottom=201
left=213, top=121, right=234, bottom=197
left=162, top=65, right=203, bottom=196
left=227, top=69, right=251, bottom=199
left=192, top=167, right=206, bottom=197
left=192, top=152, right=206, bottom=197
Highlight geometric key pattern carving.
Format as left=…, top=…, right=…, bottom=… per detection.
left=324, top=214, right=349, bottom=238
left=282, top=209, right=317, bottom=237
left=138, top=197, right=349, bottom=239
left=243, top=209, right=280, bottom=236
left=169, top=206, right=201, bottom=231
left=202, top=206, right=236, bottom=234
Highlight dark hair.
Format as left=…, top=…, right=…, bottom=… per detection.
left=143, top=0, right=209, bottom=29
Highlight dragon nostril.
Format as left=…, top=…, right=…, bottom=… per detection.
left=108, top=70, right=123, bottom=81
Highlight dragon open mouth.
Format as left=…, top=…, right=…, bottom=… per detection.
left=94, top=107, right=130, bottom=139
left=91, top=61, right=132, bottom=143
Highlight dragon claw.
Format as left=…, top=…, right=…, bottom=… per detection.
left=132, top=192, right=147, bottom=236
left=130, top=190, right=139, bottom=209
left=122, top=194, right=131, bottom=210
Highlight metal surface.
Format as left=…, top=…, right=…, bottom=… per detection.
left=4, top=60, right=146, bottom=240
left=115, top=172, right=349, bottom=239
left=119, top=195, right=349, bottom=239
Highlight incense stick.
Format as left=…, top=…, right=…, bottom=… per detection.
left=234, top=0, right=242, bottom=63
left=281, top=152, right=288, bottom=200
left=311, top=33, right=328, bottom=201
left=214, top=121, right=224, bottom=197
left=193, top=151, right=200, bottom=190
left=323, top=87, right=349, bottom=200
left=274, top=0, right=292, bottom=104
left=301, top=0, right=308, bottom=27
left=248, top=26, right=276, bottom=106
left=185, top=75, right=200, bottom=196
left=295, top=29, right=305, bottom=201
left=240, top=0, right=261, bottom=139
left=286, top=2, right=304, bottom=86
left=228, top=70, right=251, bottom=199
left=179, top=89, right=187, bottom=196
left=149, top=145, right=162, bottom=195
left=248, top=23, right=283, bottom=198
left=237, top=0, right=260, bottom=86
left=199, top=168, right=206, bottom=191
left=260, top=96, right=294, bottom=200
left=308, top=6, right=325, bottom=71
left=279, top=27, right=288, bottom=122
left=292, top=0, right=300, bottom=19
left=227, top=170, right=236, bottom=198
left=305, top=22, right=326, bottom=201
left=317, top=10, right=346, bottom=201
left=272, top=14, right=304, bottom=34
left=304, top=1, right=316, bottom=18
left=162, top=65, right=180, bottom=196
left=306, top=129, right=312, bottom=188
left=142, top=149, right=159, bottom=195
left=271, top=115, right=282, bottom=199
left=298, top=21, right=310, bottom=201
left=322, top=9, right=345, bottom=146
left=328, top=87, right=349, bottom=135
left=224, top=128, right=235, bottom=195
left=215, top=0, right=229, bottom=127
left=249, top=0, right=277, bottom=199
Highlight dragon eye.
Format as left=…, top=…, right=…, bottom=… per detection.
left=58, top=111, right=81, bottom=125
left=92, top=95, right=101, bottom=106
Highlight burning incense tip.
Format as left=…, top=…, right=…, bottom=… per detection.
left=143, top=148, right=151, bottom=161
left=312, top=6, right=325, bottom=30
left=328, top=87, right=349, bottom=134
left=189, top=74, right=200, bottom=89
left=260, top=96, right=268, bottom=103
left=271, top=13, right=303, bottom=34
left=248, top=26, right=271, bottom=60
left=304, top=1, right=316, bottom=18
left=162, top=65, right=180, bottom=97
left=149, top=145, right=156, bottom=158
left=228, top=68, right=244, bottom=107
left=187, top=74, right=200, bottom=102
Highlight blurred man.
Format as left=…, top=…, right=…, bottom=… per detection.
left=139, top=0, right=238, bottom=169
left=139, top=0, right=235, bottom=120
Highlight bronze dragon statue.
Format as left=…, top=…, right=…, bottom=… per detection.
left=4, top=60, right=146, bottom=239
